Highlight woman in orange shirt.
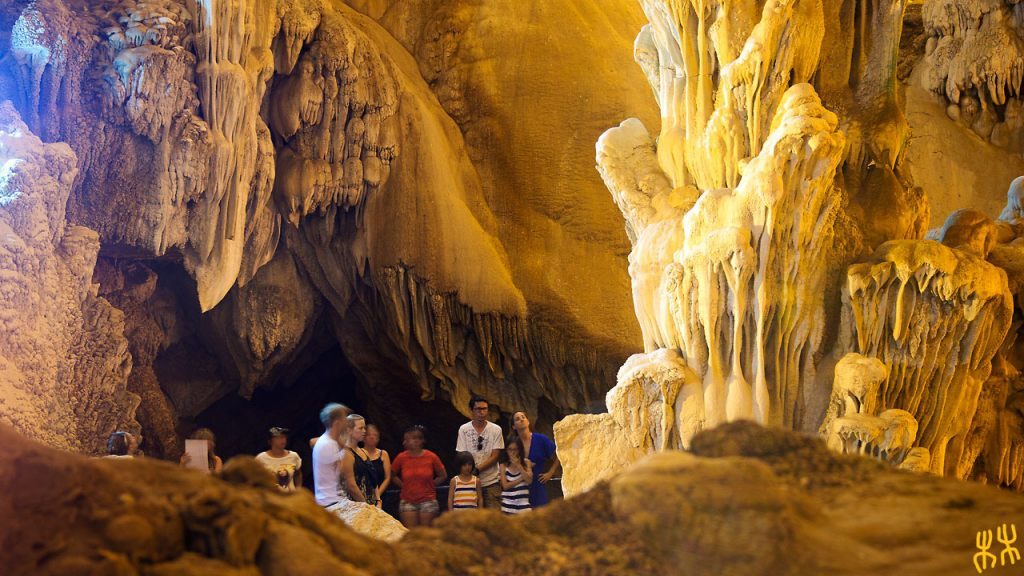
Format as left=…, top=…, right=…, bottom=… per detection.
left=390, top=425, right=447, bottom=527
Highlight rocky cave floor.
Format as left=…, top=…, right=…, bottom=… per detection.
left=3, top=420, right=1023, bottom=576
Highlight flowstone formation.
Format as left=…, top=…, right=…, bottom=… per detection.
left=0, top=102, right=137, bottom=453
left=841, top=239, right=1013, bottom=476
left=0, top=0, right=658, bottom=454
left=557, top=0, right=1024, bottom=494
left=4, top=420, right=1024, bottom=575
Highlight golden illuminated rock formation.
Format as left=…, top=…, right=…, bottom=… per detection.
left=2, top=0, right=1024, bottom=511
left=0, top=0, right=657, bottom=452
left=558, top=0, right=1024, bottom=496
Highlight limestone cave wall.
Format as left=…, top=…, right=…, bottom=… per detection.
left=1, top=0, right=1023, bottom=501
left=0, top=0, right=657, bottom=456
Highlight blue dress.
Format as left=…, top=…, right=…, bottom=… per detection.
left=526, top=432, right=557, bottom=507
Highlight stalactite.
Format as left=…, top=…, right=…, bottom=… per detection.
left=332, top=263, right=614, bottom=422
left=921, top=0, right=1024, bottom=150
left=268, top=8, right=400, bottom=228
left=184, top=0, right=280, bottom=311
left=842, top=239, right=1013, bottom=475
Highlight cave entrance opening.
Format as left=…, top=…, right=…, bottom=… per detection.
left=191, top=342, right=468, bottom=490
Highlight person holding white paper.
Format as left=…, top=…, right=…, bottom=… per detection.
left=179, top=428, right=222, bottom=474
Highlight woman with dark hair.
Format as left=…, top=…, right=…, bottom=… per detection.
left=362, top=424, right=391, bottom=506
left=511, top=411, right=560, bottom=507
left=179, top=428, right=223, bottom=474
left=105, top=431, right=137, bottom=458
left=256, top=427, right=302, bottom=492
left=391, top=425, right=446, bottom=527
left=498, top=433, right=533, bottom=515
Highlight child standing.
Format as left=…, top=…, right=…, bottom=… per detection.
left=448, top=451, right=482, bottom=511
left=498, top=434, right=533, bottom=515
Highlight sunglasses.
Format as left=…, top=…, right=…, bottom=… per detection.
left=477, top=435, right=484, bottom=451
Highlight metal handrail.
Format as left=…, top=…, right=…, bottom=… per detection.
left=375, top=477, right=563, bottom=516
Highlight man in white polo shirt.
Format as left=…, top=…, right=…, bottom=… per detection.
left=456, top=395, right=504, bottom=509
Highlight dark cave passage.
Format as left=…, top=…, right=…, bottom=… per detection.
left=191, top=344, right=469, bottom=489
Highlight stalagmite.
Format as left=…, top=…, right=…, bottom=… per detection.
left=820, top=354, right=925, bottom=467
left=818, top=353, right=888, bottom=438
left=559, top=82, right=851, bottom=494
left=674, top=84, right=847, bottom=430
left=596, top=117, right=692, bottom=352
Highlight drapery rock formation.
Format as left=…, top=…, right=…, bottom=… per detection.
left=842, top=239, right=1013, bottom=476
left=0, top=0, right=662, bottom=454
left=557, top=0, right=1024, bottom=496
left=920, top=0, right=1024, bottom=151
left=4, top=420, right=1024, bottom=575
left=907, top=0, right=1024, bottom=227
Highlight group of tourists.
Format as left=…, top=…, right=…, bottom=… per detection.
left=453, top=396, right=560, bottom=518
left=309, top=395, right=560, bottom=528
left=311, top=406, right=394, bottom=512
left=102, top=394, right=560, bottom=531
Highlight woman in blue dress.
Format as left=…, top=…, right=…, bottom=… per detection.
left=511, top=411, right=561, bottom=507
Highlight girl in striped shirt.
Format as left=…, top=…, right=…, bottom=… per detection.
left=499, top=434, right=533, bottom=515
left=448, top=451, right=482, bottom=511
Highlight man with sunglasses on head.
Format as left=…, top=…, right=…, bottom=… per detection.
left=456, top=395, right=505, bottom=510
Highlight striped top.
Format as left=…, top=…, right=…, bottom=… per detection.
left=500, top=467, right=531, bottom=515
left=452, top=475, right=479, bottom=510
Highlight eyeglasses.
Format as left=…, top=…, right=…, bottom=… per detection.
left=477, top=436, right=484, bottom=451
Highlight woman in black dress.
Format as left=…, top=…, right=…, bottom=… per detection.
left=362, top=424, right=391, bottom=506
